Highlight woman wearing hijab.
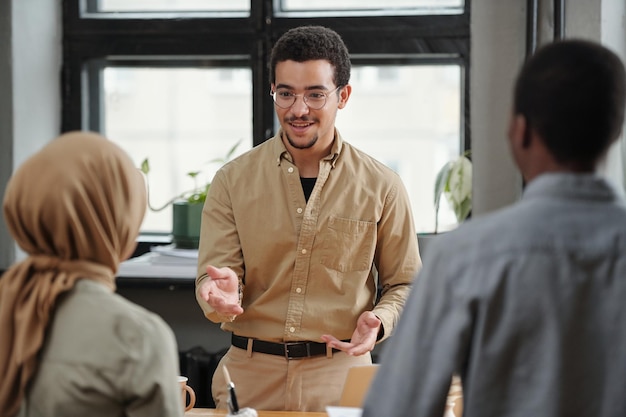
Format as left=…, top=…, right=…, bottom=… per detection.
left=0, top=131, right=183, bottom=417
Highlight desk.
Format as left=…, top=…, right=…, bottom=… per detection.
left=185, top=409, right=327, bottom=417
left=117, top=251, right=197, bottom=287
left=116, top=252, right=230, bottom=354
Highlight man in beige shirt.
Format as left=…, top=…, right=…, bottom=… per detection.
left=195, top=25, right=421, bottom=412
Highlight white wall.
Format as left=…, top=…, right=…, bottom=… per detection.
left=600, top=0, right=626, bottom=188
left=0, top=0, right=14, bottom=268
left=0, top=0, right=61, bottom=268
left=13, top=0, right=61, bottom=168
left=471, top=0, right=526, bottom=216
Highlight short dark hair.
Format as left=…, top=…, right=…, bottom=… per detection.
left=513, top=39, right=626, bottom=166
left=269, top=25, right=351, bottom=88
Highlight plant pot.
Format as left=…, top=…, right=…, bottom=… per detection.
left=417, top=233, right=444, bottom=261
left=172, top=201, right=203, bottom=249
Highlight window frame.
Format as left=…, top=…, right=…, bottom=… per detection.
left=62, top=0, right=470, bottom=246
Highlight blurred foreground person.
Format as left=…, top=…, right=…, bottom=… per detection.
left=363, top=39, right=626, bottom=417
left=0, top=132, right=183, bottom=417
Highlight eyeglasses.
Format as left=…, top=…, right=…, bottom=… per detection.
left=270, top=86, right=342, bottom=110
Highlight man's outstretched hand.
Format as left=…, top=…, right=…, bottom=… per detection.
left=321, top=311, right=381, bottom=356
left=198, top=265, right=244, bottom=316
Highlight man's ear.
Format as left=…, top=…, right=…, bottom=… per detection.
left=337, top=84, right=352, bottom=109
left=508, top=114, right=530, bottom=149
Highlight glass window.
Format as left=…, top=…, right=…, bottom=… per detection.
left=104, top=63, right=461, bottom=236
left=280, top=0, right=464, bottom=14
left=338, top=64, right=462, bottom=234
left=63, top=0, right=470, bottom=237
left=103, top=67, right=253, bottom=233
left=97, top=0, right=250, bottom=12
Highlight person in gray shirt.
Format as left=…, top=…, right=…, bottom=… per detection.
left=362, top=39, right=626, bottom=417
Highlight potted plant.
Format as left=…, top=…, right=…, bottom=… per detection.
left=140, top=140, right=242, bottom=249
left=433, top=150, right=472, bottom=234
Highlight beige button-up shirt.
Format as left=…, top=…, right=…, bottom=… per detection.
left=195, top=129, right=421, bottom=343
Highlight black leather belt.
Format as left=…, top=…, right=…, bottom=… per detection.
left=231, top=334, right=343, bottom=360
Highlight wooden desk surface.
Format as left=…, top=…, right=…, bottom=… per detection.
left=185, top=408, right=327, bottom=417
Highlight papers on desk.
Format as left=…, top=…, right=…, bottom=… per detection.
left=149, top=244, right=199, bottom=264
left=117, top=245, right=198, bottom=278
left=326, top=406, right=362, bottom=417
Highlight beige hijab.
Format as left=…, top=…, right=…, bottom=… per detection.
left=0, top=131, right=147, bottom=416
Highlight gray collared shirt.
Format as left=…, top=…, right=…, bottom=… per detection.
left=363, top=173, right=626, bottom=417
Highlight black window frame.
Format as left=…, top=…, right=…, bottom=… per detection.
left=62, top=0, right=471, bottom=249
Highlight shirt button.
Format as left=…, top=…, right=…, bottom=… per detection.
left=301, top=249, right=307, bottom=254
left=296, top=287, right=302, bottom=293
left=288, top=167, right=294, bottom=173
left=289, top=327, right=295, bottom=333
left=296, top=207, right=303, bottom=214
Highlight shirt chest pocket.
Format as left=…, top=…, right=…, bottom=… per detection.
left=320, top=216, right=376, bottom=272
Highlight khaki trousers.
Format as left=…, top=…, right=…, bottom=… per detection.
left=212, top=345, right=372, bottom=412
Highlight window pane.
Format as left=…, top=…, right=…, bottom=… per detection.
left=98, top=0, right=249, bottom=12
left=103, top=65, right=461, bottom=235
left=103, top=67, right=253, bottom=233
left=337, top=64, right=462, bottom=234
left=280, top=0, right=463, bottom=13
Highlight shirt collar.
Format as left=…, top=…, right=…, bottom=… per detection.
left=271, top=128, right=343, bottom=168
left=523, top=172, right=624, bottom=203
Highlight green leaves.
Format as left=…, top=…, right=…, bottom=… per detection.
left=434, top=160, right=453, bottom=216
left=140, top=158, right=150, bottom=175
left=434, top=152, right=472, bottom=233
left=140, top=139, right=242, bottom=212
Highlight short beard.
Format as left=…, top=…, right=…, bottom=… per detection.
left=285, top=133, right=318, bottom=150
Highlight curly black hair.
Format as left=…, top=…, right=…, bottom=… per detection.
left=269, top=25, right=351, bottom=87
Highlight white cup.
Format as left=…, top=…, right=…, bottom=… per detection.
left=178, top=376, right=196, bottom=412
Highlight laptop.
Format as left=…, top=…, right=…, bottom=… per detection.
left=339, top=364, right=380, bottom=408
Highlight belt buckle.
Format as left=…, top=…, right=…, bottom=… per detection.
left=284, top=342, right=309, bottom=360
